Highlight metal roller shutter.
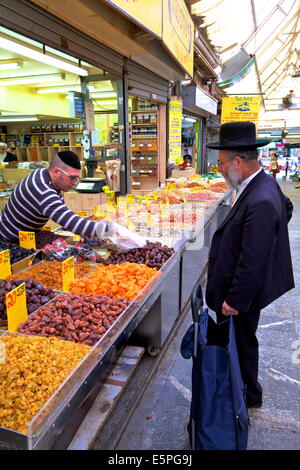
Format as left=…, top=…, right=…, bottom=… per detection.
left=0, top=0, right=124, bottom=76
left=127, top=60, right=170, bottom=103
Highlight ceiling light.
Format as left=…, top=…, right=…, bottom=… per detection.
left=0, top=59, right=23, bottom=70
left=0, top=115, right=38, bottom=122
left=37, top=85, right=96, bottom=94
left=0, top=36, right=88, bottom=76
left=0, top=73, right=65, bottom=86
left=90, top=91, right=117, bottom=98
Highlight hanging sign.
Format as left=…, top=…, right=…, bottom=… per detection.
left=0, top=250, right=11, bottom=279
left=6, top=282, right=28, bottom=332
left=221, top=96, right=261, bottom=124
left=169, top=97, right=183, bottom=165
left=19, top=231, right=36, bottom=250
left=62, top=256, right=75, bottom=292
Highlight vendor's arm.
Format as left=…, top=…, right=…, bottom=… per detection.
left=40, top=190, right=107, bottom=237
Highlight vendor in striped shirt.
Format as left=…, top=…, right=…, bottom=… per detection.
left=0, top=150, right=136, bottom=246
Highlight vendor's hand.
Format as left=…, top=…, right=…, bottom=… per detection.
left=222, top=301, right=239, bottom=316
left=106, top=222, right=146, bottom=249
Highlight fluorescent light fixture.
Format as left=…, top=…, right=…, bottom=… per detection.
left=37, top=84, right=96, bottom=94
left=0, top=73, right=65, bottom=86
left=0, top=115, right=38, bottom=121
left=90, top=91, right=117, bottom=98
left=0, top=36, right=88, bottom=76
left=0, top=59, right=23, bottom=70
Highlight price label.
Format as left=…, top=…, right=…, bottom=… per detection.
left=76, top=211, right=88, bottom=218
left=73, top=234, right=81, bottom=242
left=126, top=218, right=136, bottom=231
left=190, top=186, right=201, bottom=194
left=6, top=282, right=28, bottom=332
left=19, top=231, right=36, bottom=250
left=159, top=203, right=167, bottom=218
left=147, top=213, right=152, bottom=226
left=165, top=197, right=170, bottom=207
left=41, top=226, right=52, bottom=231
left=0, top=250, right=11, bottom=279
left=62, top=256, right=75, bottom=292
left=126, top=194, right=135, bottom=204
left=182, top=194, right=188, bottom=203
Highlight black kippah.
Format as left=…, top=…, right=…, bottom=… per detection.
left=57, top=150, right=81, bottom=169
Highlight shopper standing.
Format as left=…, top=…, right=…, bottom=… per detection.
left=0, top=142, right=18, bottom=163
left=270, top=154, right=279, bottom=179
left=205, top=121, right=294, bottom=408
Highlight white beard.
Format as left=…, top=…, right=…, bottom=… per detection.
left=225, top=164, right=243, bottom=189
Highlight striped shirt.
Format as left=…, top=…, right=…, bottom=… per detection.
left=0, top=168, right=103, bottom=241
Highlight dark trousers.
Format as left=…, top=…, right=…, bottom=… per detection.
left=214, top=307, right=262, bottom=406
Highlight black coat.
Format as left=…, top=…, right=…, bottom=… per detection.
left=206, top=170, right=294, bottom=313
left=3, top=152, right=18, bottom=163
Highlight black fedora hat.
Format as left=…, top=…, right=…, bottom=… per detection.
left=206, top=121, right=270, bottom=150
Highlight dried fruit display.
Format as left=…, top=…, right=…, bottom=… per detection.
left=0, top=237, right=35, bottom=264
left=98, top=241, right=174, bottom=269
left=18, top=293, right=129, bottom=346
left=0, top=278, right=56, bottom=328
left=186, top=191, right=220, bottom=201
left=9, top=261, right=94, bottom=291
left=34, top=231, right=63, bottom=249
left=0, top=334, right=90, bottom=434
left=70, top=262, right=157, bottom=300
left=208, top=181, right=228, bottom=192
left=41, top=239, right=105, bottom=263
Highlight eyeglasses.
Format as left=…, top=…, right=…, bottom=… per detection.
left=55, top=167, right=80, bottom=183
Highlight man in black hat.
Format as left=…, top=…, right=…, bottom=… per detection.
left=0, top=150, right=143, bottom=248
left=205, top=121, right=294, bottom=408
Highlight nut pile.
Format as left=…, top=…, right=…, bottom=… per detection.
left=0, top=237, right=35, bottom=264
left=0, top=278, right=56, bottom=328
left=71, top=262, right=157, bottom=300
left=18, top=293, right=129, bottom=346
left=9, top=261, right=94, bottom=291
left=0, top=334, right=90, bottom=434
left=100, top=241, right=175, bottom=269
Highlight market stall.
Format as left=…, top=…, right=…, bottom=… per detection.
left=0, top=174, right=231, bottom=449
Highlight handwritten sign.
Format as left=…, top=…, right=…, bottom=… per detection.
left=6, top=282, right=28, bottom=332
left=0, top=250, right=11, bottom=279
left=41, top=226, right=52, bottom=231
left=19, top=231, right=36, bottom=250
left=62, top=256, right=75, bottom=292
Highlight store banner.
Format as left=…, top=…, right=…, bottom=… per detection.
left=221, top=96, right=261, bottom=124
left=169, top=97, right=183, bottom=165
left=103, top=0, right=162, bottom=38
left=162, top=0, right=194, bottom=77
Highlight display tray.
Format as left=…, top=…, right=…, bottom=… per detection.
left=0, top=245, right=183, bottom=449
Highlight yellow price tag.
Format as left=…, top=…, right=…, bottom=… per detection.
left=19, top=231, right=36, bottom=250
left=126, top=194, right=135, bottom=203
left=62, top=256, right=75, bottom=292
left=159, top=203, right=167, bottom=218
left=41, top=226, right=52, bottom=231
left=126, top=218, right=136, bottom=231
left=76, top=211, right=88, bottom=218
left=102, top=185, right=110, bottom=193
left=147, top=213, right=152, bottom=226
left=165, top=197, right=170, bottom=207
left=0, top=250, right=11, bottom=279
left=190, top=186, right=201, bottom=194
left=182, top=194, right=187, bottom=203
left=6, top=282, right=28, bottom=332
left=73, top=234, right=81, bottom=241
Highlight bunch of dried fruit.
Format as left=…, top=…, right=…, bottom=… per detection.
left=0, top=334, right=90, bottom=434
left=18, top=293, right=129, bottom=346
left=0, top=278, right=56, bottom=328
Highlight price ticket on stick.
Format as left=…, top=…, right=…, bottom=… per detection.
left=41, top=226, right=52, bottom=231
left=126, top=194, right=135, bottom=204
left=19, top=231, right=36, bottom=250
left=62, top=256, right=75, bottom=292
left=0, top=249, right=11, bottom=279
left=6, top=282, right=28, bottom=332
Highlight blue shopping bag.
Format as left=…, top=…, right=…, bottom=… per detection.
left=181, top=285, right=249, bottom=450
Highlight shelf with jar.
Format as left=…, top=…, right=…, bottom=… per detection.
left=2, top=130, right=84, bottom=162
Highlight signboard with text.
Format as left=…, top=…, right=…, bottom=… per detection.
left=168, top=98, right=183, bottom=165
left=221, top=96, right=261, bottom=124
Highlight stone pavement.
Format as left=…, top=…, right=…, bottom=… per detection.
left=92, top=179, right=300, bottom=451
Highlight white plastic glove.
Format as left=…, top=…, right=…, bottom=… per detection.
left=106, top=222, right=146, bottom=250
